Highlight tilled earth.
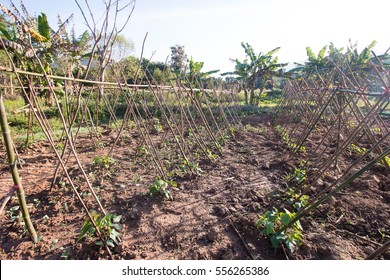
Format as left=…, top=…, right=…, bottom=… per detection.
left=0, top=115, right=389, bottom=260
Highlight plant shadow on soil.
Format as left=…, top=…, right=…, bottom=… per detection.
left=0, top=114, right=389, bottom=260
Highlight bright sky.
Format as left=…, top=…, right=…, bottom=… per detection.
left=11, top=0, right=390, bottom=74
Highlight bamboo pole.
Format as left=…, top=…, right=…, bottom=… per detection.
left=277, top=147, right=390, bottom=235
left=366, top=240, right=390, bottom=260
left=0, top=92, right=38, bottom=243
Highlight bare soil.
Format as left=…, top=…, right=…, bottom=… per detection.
left=0, top=115, right=389, bottom=260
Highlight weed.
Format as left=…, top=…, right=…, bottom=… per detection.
left=257, top=208, right=303, bottom=253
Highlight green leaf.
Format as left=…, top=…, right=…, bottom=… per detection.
left=285, top=240, right=295, bottom=253
left=110, top=229, right=121, bottom=244
left=113, top=223, right=122, bottom=230
left=106, top=239, right=115, bottom=247
left=295, top=219, right=303, bottom=230
left=265, top=221, right=275, bottom=235
left=270, top=235, right=280, bottom=249
left=37, top=13, right=50, bottom=41
left=306, top=47, right=316, bottom=62
left=294, top=202, right=302, bottom=210
left=112, top=215, right=122, bottom=223
left=281, top=212, right=291, bottom=226
left=77, top=30, right=90, bottom=47
left=61, top=247, right=71, bottom=259
left=318, top=45, right=328, bottom=60
left=0, top=26, right=12, bottom=40
left=266, top=47, right=281, bottom=57
left=78, top=223, right=95, bottom=241
left=275, top=232, right=286, bottom=241
left=149, top=185, right=157, bottom=196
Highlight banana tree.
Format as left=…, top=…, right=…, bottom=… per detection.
left=0, top=3, right=73, bottom=104
left=187, top=56, right=219, bottom=87
left=287, top=45, right=329, bottom=79
left=55, top=28, right=91, bottom=78
left=222, top=59, right=251, bottom=104
left=288, top=41, right=382, bottom=79
left=224, top=42, right=286, bottom=105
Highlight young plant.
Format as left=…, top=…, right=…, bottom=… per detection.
left=349, top=143, right=367, bottom=156
left=285, top=167, right=306, bottom=186
left=380, top=156, right=390, bottom=168
left=206, top=149, right=218, bottom=160
left=183, top=160, right=203, bottom=175
left=275, top=125, right=305, bottom=152
left=78, top=213, right=122, bottom=248
left=138, top=145, right=149, bottom=156
left=7, top=205, right=22, bottom=223
left=92, top=155, right=116, bottom=170
left=92, top=155, right=116, bottom=183
left=61, top=246, right=71, bottom=259
left=257, top=208, right=303, bottom=254
left=152, top=118, right=164, bottom=134
left=287, top=188, right=309, bottom=211
left=149, top=178, right=172, bottom=199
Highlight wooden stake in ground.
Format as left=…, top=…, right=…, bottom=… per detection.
left=0, top=92, right=37, bottom=243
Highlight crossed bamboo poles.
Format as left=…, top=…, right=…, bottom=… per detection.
left=273, top=57, right=389, bottom=259
left=0, top=37, right=240, bottom=258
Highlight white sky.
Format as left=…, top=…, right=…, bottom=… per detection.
left=12, top=0, right=390, bottom=74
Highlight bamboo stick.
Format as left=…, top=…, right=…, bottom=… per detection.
left=0, top=92, right=38, bottom=243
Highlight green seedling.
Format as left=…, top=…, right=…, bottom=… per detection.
left=33, top=198, right=41, bottom=207
left=206, top=149, right=218, bottom=160
left=229, top=127, right=236, bottom=136
left=287, top=188, right=309, bottom=211
left=50, top=239, right=59, bottom=251
left=8, top=205, right=22, bottom=223
left=138, top=145, right=149, bottom=156
left=257, top=208, right=303, bottom=254
left=149, top=178, right=172, bottom=199
left=61, top=246, right=71, bottom=259
left=92, top=155, right=116, bottom=170
left=179, top=160, right=203, bottom=176
left=285, top=167, right=306, bottom=186
left=382, top=156, right=390, bottom=168
left=349, top=143, right=367, bottom=156
left=152, top=118, right=164, bottom=134
left=78, top=213, right=122, bottom=248
left=275, top=125, right=305, bottom=152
